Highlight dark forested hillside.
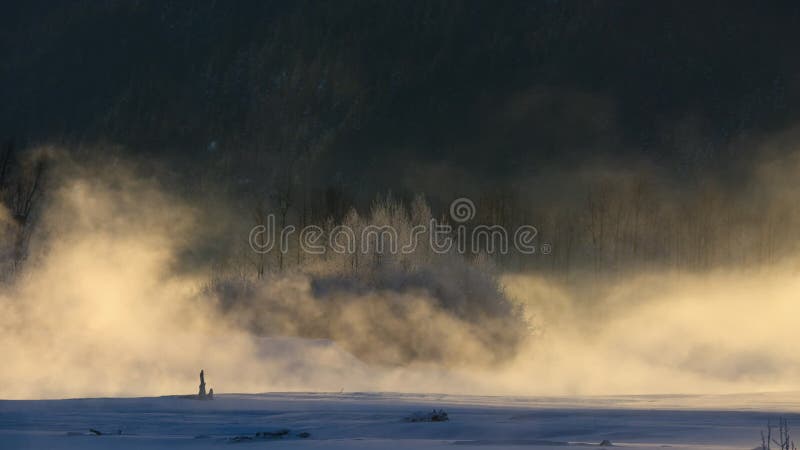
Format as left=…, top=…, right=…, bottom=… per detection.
left=4, top=1, right=800, bottom=277
left=4, top=1, right=800, bottom=188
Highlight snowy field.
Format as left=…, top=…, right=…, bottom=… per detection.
left=2, top=392, right=799, bottom=449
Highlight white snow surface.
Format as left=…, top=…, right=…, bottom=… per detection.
left=3, top=391, right=800, bottom=449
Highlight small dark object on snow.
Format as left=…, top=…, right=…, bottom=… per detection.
left=229, top=435, right=253, bottom=442
left=230, top=428, right=294, bottom=442
left=88, top=428, right=122, bottom=436
left=599, top=439, right=613, bottom=446
left=255, top=428, right=290, bottom=438
left=405, top=409, right=449, bottom=422
left=297, top=432, right=311, bottom=438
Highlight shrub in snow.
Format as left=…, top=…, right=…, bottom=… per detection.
left=229, top=429, right=309, bottom=442
left=405, top=409, right=449, bottom=422
left=761, top=418, right=796, bottom=450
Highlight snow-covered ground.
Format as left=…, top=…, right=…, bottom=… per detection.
left=2, top=391, right=799, bottom=449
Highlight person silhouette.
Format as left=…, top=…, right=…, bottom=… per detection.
left=198, top=369, right=207, bottom=398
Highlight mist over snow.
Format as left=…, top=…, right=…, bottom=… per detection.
left=0, top=148, right=799, bottom=400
